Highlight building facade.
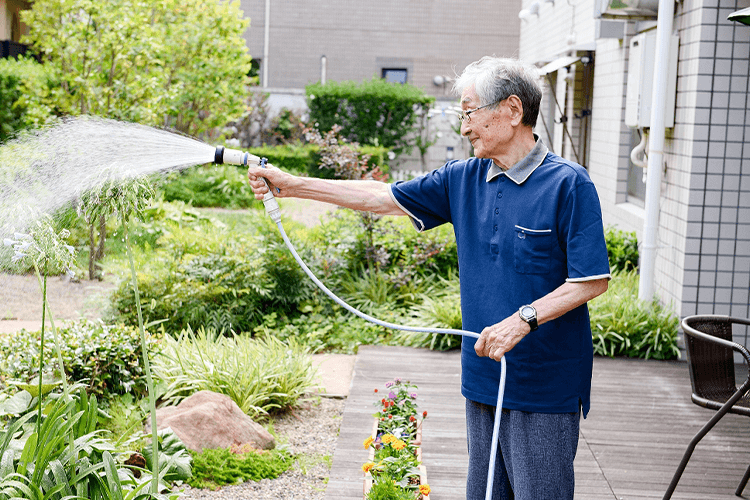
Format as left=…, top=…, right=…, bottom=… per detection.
left=237, top=0, right=521, bottom=171
left=519, top=0, right=750, bottom=344
left=0, top=0, right=30, bottom=58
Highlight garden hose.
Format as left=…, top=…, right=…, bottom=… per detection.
left=215, top=146, right=507, bottom=500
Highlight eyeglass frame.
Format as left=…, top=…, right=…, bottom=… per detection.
left=459, top=101, right=499, bottom=124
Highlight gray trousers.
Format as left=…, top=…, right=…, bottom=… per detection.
left=466, top=399, right=580, bottom=500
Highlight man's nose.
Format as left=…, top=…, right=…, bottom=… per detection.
left=460, top=120, right=471, bottom=136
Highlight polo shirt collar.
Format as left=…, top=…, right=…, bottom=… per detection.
left=485, top=135, right=549, bottom=185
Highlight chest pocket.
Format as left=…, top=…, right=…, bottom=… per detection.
left=514, top=225, right=553, bottom=274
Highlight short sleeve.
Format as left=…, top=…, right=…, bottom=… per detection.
left=389, top=166, right=454, bottom=232
left=560, top=180, right=612, bottom=281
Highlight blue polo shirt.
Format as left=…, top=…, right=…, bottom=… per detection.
left=389, top=138, right=610, bottom=417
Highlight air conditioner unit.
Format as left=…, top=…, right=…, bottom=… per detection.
left=625, top=30, right=679, bottom=129
left=600, top=0, right=659, bottom=20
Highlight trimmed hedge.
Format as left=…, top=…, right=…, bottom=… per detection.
left=249, top=142, right=390, bottom=179
left=306, top=77, right=434, bottom=158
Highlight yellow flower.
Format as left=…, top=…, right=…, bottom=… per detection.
left=362, top=462, right=375, bottom=473
left=363, top=436, right=374, bottom=449
left=381, top=434, right=396, bottom=444
left=419, top=484, right=431, bottom=496
left=392, top=439, right=406, bottom=451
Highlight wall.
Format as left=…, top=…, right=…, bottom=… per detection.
left=238, top=0, right=520, bottom=97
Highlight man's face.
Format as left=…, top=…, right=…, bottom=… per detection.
left=459, top=85, right=513, bottom=160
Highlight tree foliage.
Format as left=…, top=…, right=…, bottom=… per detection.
left=21, top=0, right=253, bottom=138
left=306, top=77, right=434, bottom=158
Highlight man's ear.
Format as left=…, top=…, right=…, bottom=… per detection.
left=506, top=95, right=524, bottom=126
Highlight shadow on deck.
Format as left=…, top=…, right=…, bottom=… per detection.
left=325, top=346, right=750, bottom=500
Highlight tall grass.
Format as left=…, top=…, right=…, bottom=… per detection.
left=589, top=270, right=680, bottom=359
left=153, top=328, right=319, bottom=418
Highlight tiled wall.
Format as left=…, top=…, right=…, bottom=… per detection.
left=679, top=0, right=750, bottom=347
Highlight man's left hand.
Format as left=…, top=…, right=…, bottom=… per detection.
left=474, top=314, right=530, bottom=361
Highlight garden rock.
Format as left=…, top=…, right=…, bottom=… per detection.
left=147, top=390, right=275, bottom=453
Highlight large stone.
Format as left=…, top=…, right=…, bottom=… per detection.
left=147, top=390, right=275, bottom=453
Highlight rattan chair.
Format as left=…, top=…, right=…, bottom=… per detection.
left=663, top=315, right=750, bottom=499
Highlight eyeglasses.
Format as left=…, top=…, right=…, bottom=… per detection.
left=459, top=101, right=498, bottom=123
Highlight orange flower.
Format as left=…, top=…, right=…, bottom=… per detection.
left=392, top=439, right=407, bottom=451
left=419, top=484, right=431, bottom=496
left=423, top=411, right=428, bottom=418
left=410, top=415, right=416, bottom=422
left=374, top=389, right=378, bottom=393
left=381, top=434, right=396, bottom=444
left=362, top=462, right=375, bottom=473
left=363, top=436, right=374, bottom=449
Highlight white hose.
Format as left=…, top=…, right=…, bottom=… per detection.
left=274, top=218, right=507, bottom=499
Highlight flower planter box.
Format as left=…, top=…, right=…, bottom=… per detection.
left=363, top=417, right=430, bottom=500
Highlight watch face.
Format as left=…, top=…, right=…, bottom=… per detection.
left=521, top=306, right=535, bottom=318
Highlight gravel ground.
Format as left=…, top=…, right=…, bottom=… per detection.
left=176, top=396, right=345, bottom=500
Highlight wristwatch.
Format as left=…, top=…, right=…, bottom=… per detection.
left=519, top=304, right=538, bottom=331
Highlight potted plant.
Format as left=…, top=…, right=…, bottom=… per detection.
left=362, top=379, right=430, bottom=500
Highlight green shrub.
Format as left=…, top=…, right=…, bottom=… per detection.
left=0, top=320, right=162, bottom=398
left=245, top=142, right=390, bottom=179
left=0, top=56, right=55, bottom=142
left=605, top=226, right=639, bottom=272
left=589, top=270, right=680, bottom=359
left=160, top=165, right=258, bottom=208
left=108, top=209, right=314, bottom=335
left=153, top=328, right=318, bottom=417
left=187, top=446, right=291, bottom=490
left=306, top=77, right=434, bottom=158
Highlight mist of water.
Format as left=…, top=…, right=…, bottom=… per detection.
left=0, top=116, right=217, bottom=236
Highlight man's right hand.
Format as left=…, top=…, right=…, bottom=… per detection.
left=247, top=163, right=295, bottom=200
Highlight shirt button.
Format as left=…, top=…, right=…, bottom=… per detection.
left=518, top=232, right=526, bottom=239
left=495, top=208, right=500, bottom=215
left=497, top=192, right=503, bottom=198
left=494, top=225, right=498, bottom=232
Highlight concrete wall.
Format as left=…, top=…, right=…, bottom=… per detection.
left=238, top=0, right=521, bottom=97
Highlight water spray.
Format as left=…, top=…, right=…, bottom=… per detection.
left=215, top=145, right=508, bottom=500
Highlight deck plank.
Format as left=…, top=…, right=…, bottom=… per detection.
left=325, top=347, right=750, bottom=500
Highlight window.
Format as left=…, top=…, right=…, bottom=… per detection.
left=627, top=129, right=646, bottom=206
left=382, top=68, right=408, bottom=84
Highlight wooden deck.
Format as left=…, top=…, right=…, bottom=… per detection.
left=325, top=346, right=750, bottom=500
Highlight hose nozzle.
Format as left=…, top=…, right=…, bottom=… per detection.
left=215, top=145, right=281, bottom=223
left=214, top=145, right=261, bottom=167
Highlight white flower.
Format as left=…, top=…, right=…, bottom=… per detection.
left=13, top=232, right=31, bottom=240
left=11, top=252, right=26, bottom=263
left=3, top=238, right=16, bottom=247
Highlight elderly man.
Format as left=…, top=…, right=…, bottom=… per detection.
left=248, top=56, right=610, bottom=500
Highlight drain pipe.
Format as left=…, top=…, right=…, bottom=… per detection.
left=638, top=0, right=675, bottom=302
left=262, top=0, right=270, bottom=88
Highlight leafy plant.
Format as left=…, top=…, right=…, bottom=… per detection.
left=392, top=271, right=462, bottom=351
left=0, top=320, right=162, bottom=399
left=153, top=328, right=318, bottom=418
left=589, top=270, right=680, bottom=359
left=187, top=445, right=291, bottom=490
left=605, top=226, right=639, bottom=273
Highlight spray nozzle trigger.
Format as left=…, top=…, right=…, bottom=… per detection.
left=259, top=157, right=280, bottom=194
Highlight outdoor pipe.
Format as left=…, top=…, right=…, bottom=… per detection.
left=215, top=145, right=508, bottom=500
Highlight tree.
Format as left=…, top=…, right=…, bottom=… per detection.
left=21, top=0, right=253, bottom=278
